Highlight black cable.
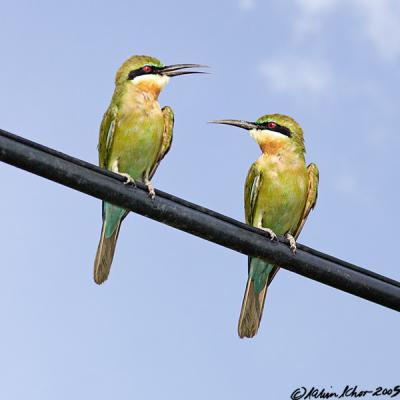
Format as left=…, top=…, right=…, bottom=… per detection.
left=0, top=128, right=399, bottom=311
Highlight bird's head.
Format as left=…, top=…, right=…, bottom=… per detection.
left=211, top=114, right=305, bottom=155
left=115, top=55, right=205, bottom=98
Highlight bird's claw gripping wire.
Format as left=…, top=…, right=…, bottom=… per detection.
left=260, top=227, right=278, bottom=241
left=286, top=233, right=297, bottom=254
left=144, top=179, right=155, bottom=200
left=118, top=172, right=136, bottom=186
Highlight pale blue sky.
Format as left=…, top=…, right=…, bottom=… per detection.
left=0, top=0, right=399, bottom=398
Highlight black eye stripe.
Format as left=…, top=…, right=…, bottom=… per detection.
left=276, top=125, right=291, bottom=137
left=257, top=122, right=291, bottom=138
left=127, top=65, right=162, bottom=80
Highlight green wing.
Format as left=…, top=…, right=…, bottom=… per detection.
left=294, top=163, right=319, bottom=239
left=244, top=162, right=264, bottom=275
left=244, top=162, right=262, bottom=226
left=98, top=105, right=118, bottom=169
left=97, top=104, right=125, bottom=226
left=149, top=106, right=174, bottom=179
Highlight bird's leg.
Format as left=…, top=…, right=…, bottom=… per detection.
left=285, top=233, right=297, bottom=254
left=111, top=159, right=136, bottom=185
left=259, top=227, right=277, bottom=241
left=144, top=177, right=156, bottom=200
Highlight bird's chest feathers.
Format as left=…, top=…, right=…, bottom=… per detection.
left=258, top=152, right=307, bottom=193
left=119, top=88, right=162, bottom=123
left=113, top=87, right=164, bottom=157
left=253, top=154, right=308, bottom=233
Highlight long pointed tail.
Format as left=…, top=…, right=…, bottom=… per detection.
left=238, top=258, right=272, bottom=338
left=238, top=278, right=268, bottom=338
left=93, top=221, right=121, bottom=284
left=93, top=202, right=125, bottom=285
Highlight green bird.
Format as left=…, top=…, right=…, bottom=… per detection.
left=212, top=114, right=319, bottom=338
left=94, top=55, right=204, bottom=285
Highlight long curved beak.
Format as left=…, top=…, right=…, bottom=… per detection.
left=209, top=119, right=259, bottom=130
left=161, top=64, right=208, bottom=77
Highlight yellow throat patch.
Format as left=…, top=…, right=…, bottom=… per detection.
left=131, top=75, right=170, bottom=98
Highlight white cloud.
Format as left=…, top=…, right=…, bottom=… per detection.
left=295, top=0, right=339, bottom=15
left=238, top=0, right=256, bottom=10
left=353, top=0, right=400, bottom=61
left=293, top=0, right=400, bottom=61
left=259, top=57, right=332, bottom=96
left=294, top=0, right=340, bottom=38
left=257, top=0, right=400, bottom=100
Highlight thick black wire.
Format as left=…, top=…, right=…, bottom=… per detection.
left=0, top=128, right=399, bottom=311
left=1, top=128, right=398, bottom=288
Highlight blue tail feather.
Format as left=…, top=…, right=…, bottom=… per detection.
left=104, top=202, right=126, bottom=238
left=249, top=258, right=273, bottom=293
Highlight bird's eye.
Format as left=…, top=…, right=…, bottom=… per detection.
left=267, top=122, right=277, bottom=130
left=142, top=65, right=153, bottom=73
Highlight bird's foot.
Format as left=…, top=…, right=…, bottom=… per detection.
left=144, top=179, right=155, bottom=200
left=260, top=227, right=277, bottom=241
left=118, top=173, right=136, bottom=186
left=285, top=233, right=297, bottom=254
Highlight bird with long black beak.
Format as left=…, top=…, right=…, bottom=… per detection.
left=94, top=55, right=206, bottom=285
left=211, top=114, right=319, bottom=338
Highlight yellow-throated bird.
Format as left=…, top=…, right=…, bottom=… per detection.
left=94, top=55, right=204, bottom=284
left=212, top=114, right=319, bottom=338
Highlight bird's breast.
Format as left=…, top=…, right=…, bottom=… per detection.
left=252, top=155, right=308, bottom=234
left=108, top=97, right=164, bottom=180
